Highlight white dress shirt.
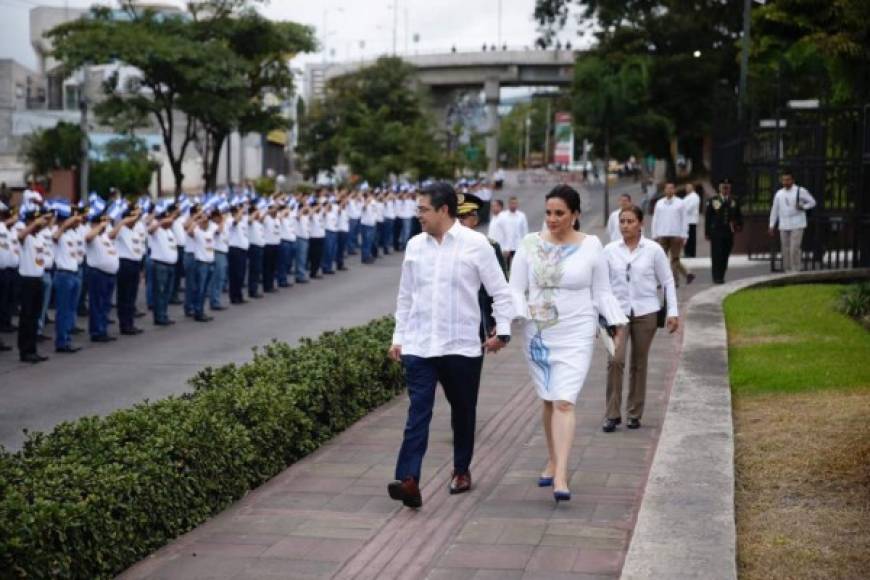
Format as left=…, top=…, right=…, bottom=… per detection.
left=149, top=227, right=178, bottom=264
left=55, top=228, right=80, bottom=272
left=18, top=232, right=47, bottom=278
left=248, top=219, right=265, bottom=247
left=683, top=191, right=701, bottom=225
left=651, top=196, right=688, bottom=239
left=87, top=230, right=120, bottom=275
left=487, top=213, right=506, bottom=247
left=191, top=223, right=216, bottom=263
left=498, top=210, right=529, bottom=252
left=393, top=221, right=515, bottom=358
left=604, top=236, right=678, bottom=318
left=769, top=186, right=816, bottom=231
left=606, top=209, right=622, bottom=243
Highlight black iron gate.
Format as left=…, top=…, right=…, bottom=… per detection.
left=714, top=104, right=870, bottom=271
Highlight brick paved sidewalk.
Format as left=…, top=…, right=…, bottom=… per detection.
left=119, top=322, right=682, bottom=580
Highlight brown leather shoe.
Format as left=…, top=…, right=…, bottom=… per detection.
left=449, top=471, right=472, bottom=495
left=387, top=477, right=422, bottom=508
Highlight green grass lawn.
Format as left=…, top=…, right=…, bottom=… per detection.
left=724, top=284, right=870, bottom=395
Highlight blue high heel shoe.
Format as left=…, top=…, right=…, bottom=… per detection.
left=537, top=476, right=554, bottom=487
left=553, top=489, right=571, bottom=503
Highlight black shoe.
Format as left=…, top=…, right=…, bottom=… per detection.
left=602, top=418, right=620, bottom=433
left=169, top=299, right=183, bottom=305
left=71, top=326, right=83, bottom=335
left=20, top=353, right=47, bottom=363
left=185, top=311, right=194, bottom=317
left=295, top=279, right=309, bottom=284
left=45, top=316, right=54, bottom=324
left=627, top=418, right=641, bottom=429
left=55, top=346, right=81, bottom=353
left=90, top=335, right=117, bottom=343
left=134, top=311, right=146, bottom=318
left=263, top=289, right=277, bottom=294
left=120, top=327, right=144, bottom=335
left=278, top=283, right=291, bottom=288
left=250, top=294, right=263, bottom=299
left=0, top=342, right=12, bottom=352
left=323, top=270, right=336, bottom=275
left=194, top=315, right=213, bottom=322
left=36, top=334, right=50, bottom=342
left=107, top=318, right=116, bottom=324
left=210, top=305, right=227, bottom=311
left=686, top=273, right=696, bottom=285
left=154, top=319, right=176, bottom=326
left=338, top=266, right=348, bottom=271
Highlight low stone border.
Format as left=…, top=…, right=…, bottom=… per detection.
left=620, top=268, right=870, bottom=580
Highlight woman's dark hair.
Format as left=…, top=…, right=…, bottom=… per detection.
left=545, top=185, right=582, bottom=230
left=422, top=181, right=458, bottom=217
left=619, top=204, right=644, bottom=222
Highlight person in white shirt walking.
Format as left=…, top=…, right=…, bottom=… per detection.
left=651, top=182, right=694, bottom=285
left=768, top=170, right=816, bottom=272
left=682, top=183, right=702, bottom=257
left=603, top=205, right=679, bottom=432
left=387, top=182, right=514, bottom=508
left=497, top=196, right=529, bottom=267
left=606, top=193, right=633, bottom=243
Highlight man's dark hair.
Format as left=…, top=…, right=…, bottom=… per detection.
left=780, top=169, right=794, bottom=178
left=492, top=199, right=504, bottom=209
left=422, top=182, right=458, bottom=217
left=619, top=193, right=632, bottom=202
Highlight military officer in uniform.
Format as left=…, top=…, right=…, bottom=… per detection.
left=457, top=193, right=508, bottom=344
left=704, top=178, right=743, bottom=284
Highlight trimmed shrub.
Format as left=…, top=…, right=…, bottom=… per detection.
left=837, top=281, right=870, bottom=326
left=0, top=317, right=401, bottom=579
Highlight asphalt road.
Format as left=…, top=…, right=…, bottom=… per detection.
left=0, top=174, right=648, bottom=451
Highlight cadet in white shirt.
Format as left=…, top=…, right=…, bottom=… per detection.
left=768, top=170, right=817, bottom=272
left=148, top=201, right=179, bottom=325
left=114, top=203, right=146, bottom=335
left=603, top=205, right=679, bottom=432
left=227, top=203, right=250, bottom=303
left=606, top=193, right=633, bottom=243
left=336, top=199, right=350, bottom=271
left=682, top=183, right=701, bottom=257
left=308, top=203, right=326, bottom=278
left=53, top=205, right=85, bottom=352
left=277, top=201, right=296, bottom=287
left=170, top=212, right=188, bottom=304
left=262, top=205, right=282, bottom=292
left=36, top=214, right=56, bottom=340
left=346, top=194, right=362, bottom=254
left=17, top=205, right=51, bottom=362
left=294, top=203, right=310, bottom=283
left=208, top=206, right=230, bottom=310
left=185, top=210, right=217, bottom=321
left=359, top=194, right=377, bottom=264
left=387, top=182, right=514, bottom=507
left=247, top=207, right=266, bottom=298
left=86, top=209, right=122, bottom=342
left=0, top=201, right=18, bottom=344
left=651, top=182, right=694, bottom=285
left=322, top=201, right=339, bottom=275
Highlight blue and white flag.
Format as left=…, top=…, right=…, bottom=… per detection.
left=87, top=195, right=107, bottom=220
left=108, top=199, right=128, bottom=222
left=47, top=199, right=72, bottom=219
left=137, top=196, right=153, bottom=213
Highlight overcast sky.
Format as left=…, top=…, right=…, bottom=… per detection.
left=1, top=0, right=588, bottom=70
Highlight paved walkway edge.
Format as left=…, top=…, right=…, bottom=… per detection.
left=619, top=268, right=869, bottom=580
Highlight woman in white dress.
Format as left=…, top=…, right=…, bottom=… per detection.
left=509, top=186, right=627, bottom=502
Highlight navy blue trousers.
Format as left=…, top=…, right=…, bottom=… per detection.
left=395, top=354, right=483, bottom=482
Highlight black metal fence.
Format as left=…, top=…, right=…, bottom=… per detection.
left=714, top=104, right=870, bottom=271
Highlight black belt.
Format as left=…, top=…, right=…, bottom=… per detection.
left=152, top=259, right=176, bottom=267
left=56, top=268, right=78, bottom=274
left=215, top=250, right=228, bottom=255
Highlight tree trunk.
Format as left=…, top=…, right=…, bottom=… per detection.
left=205, top=131, right=227, bottom=193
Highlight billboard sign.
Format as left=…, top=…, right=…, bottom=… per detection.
left=553, top=112, right=574, bottom=166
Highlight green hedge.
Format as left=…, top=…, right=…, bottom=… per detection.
left=0, top=317, right=402, bottom=579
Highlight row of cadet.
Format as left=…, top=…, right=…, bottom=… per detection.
left=0, top=186, right=429, bottom=363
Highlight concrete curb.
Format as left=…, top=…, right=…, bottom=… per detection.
left=619, top=268, right=870, bottom=580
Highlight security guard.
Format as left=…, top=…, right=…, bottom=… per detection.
left=704, top=178, right=743, bottom=284
left=456, top=193, right=508, bottom=343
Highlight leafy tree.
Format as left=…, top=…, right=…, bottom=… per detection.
left=299, top=57, right=451, bottom=183
left=89, top=136, right=159, bottom=196
left=750, top=0, right=870, bottom=108
left=19, top=121, right=82, bottom=175
left=48, top=0, right=315, bottom=194
left=535, top=0, right=742, bottom=175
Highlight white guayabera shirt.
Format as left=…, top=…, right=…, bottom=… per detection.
left=393, top=220, right=515, bottom=358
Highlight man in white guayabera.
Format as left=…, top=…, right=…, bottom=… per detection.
left=769, top=169, right=816, bottom=273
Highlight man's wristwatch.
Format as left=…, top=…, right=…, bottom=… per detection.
left=497, top=335, right=511, bottom=344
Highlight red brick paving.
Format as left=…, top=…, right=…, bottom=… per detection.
left=119, top=317, right=684, bottom=580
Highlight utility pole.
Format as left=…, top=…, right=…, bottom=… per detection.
left=497, top=0, right=502, bottom=47
left=543, top=99, right=551, bottom=166
left=78, top=67, right=89, bottom=201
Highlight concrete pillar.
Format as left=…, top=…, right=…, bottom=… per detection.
left=484, top=77, right=500, bottom=175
